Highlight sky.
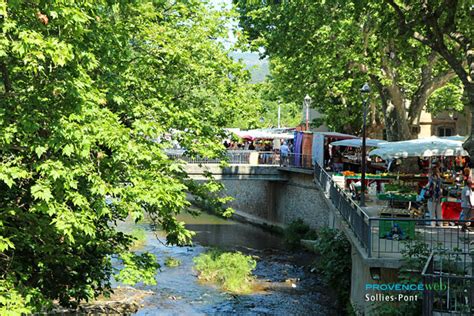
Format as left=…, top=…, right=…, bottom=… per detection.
left=208, top=0, right=270, bottom=82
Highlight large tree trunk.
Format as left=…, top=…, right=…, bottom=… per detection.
left=383, top=98, right=412, bottom=141
left=462, top=84, right=474, bottom=157
left=370, top=74, right=412, bottom=141
left=370, top=51, right=456, bottom=141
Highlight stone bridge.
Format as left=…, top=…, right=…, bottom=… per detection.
left=184, top=163, right=331, bottom=232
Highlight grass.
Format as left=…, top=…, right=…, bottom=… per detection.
left=164, top=256, right=181, bottom=267
left=193, top=249, right=257, bottom=294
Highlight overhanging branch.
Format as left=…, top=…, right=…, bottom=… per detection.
left=1, top=62, right=12, bottom=94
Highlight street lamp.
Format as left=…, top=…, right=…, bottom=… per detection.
left=360, top=83, right=370, bottom=207
left=277, top=100, right=281, bottom=128
left=304, top=94, right=312, bottom=131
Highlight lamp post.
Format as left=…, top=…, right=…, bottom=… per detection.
left=360, top=83, right=370, bottom=207
left=304, top=94, right=312, bottom=131
left=277, top=100, right=281, bottom=128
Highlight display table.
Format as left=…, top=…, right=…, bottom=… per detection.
left=345, top=175, right=394, bottom=193
left=377, top=193, right=417, bottom=202
left=441, top=201, right=462, bottom=221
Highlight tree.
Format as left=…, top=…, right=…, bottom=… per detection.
left=0, top=0, right=249, bottom=312
left=234, top=0, right=459, bottom=140
left=383, top=0, right=473, bottom=152
left=228, top=81, right=301, bottom=129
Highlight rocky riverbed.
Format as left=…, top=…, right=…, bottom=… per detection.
left=70, top=213, right=337, bottom=315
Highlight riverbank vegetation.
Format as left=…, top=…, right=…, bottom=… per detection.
left=283, top=219, right=317, bottom=249
left=311, top=228, right=353, bottom=314
left=164, top=257, right=182, bottom=268
left=193, top=249, right=257, bottom=294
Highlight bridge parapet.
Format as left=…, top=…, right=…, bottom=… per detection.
left=167, top=149, right=280, bottom=166
left=184, top=164, right=286, bottom=181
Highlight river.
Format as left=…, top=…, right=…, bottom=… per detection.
left=118, top=212, right=337, bottom=315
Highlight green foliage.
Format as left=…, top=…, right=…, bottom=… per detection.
left=312, top=228, right=351, bottom=311
left=283, top=219, right=317, bottom=249
left=164, top=256, right=181, bottom=268
left=228, top=82, right=302, bottom=129
left=0, top=0, right=253, bottom=311
left=234, top=0, right=462, bottom=140
left=115, top=253, right=160, bottom=286
left=382, top=0, right=473, bottom=117
left=427, top=81, right=465, bottom=115
left=0, top=279, right=36, bottom=315
left=193, top=249, right=257, bottom=294
left=130, top=228, right=147, bottom=250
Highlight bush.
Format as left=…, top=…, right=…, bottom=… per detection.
left=284, top=219, right=317, bottom=249
left=164, top=257, right=181, bottom=267
left=193, top=249, right=256, bottom=294
left=312, top=228, right=352, bottom=312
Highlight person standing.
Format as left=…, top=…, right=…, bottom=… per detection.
left=426, top=168, right=442, bottom=226
left=280, top=142, right=289, bottom=166
left=460, top=179, right=473, bottom=232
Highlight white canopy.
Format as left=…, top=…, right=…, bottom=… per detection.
left=369, top=137, right=468, bottom=159
left=233, top=128, right=294, bottom=140
left=329, top=138, right=387, bottom=148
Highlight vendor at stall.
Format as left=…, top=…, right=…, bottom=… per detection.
left=460, top=179, right=473, bottom=232
left=426, top=167, right=442, bottom=226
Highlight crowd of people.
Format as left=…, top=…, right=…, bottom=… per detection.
left=424, top=164, right=473, bottom=230
left=223, top=139, right=294, bottom=166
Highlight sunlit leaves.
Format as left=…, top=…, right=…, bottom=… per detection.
left=1, top=0, right=250, bottom=312
left=115, top=253, right=160, bottom=286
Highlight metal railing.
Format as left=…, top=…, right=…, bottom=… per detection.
left=314, top=163, right=372, bottom=255
left=422, top=251, right=474, bottom=315
left=286, top=153, right=313, bottom=169
left=166, top=150, right=280, bottom=165
left=313, top=162, right=474, bottom=258
left=370, top=218, right=474, bottom=258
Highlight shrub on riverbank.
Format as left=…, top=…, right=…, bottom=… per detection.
left=193, top=249, right=256, bottom=294
left=284, top=219, right=317, bottom=249
left=312, top=228, right=352, bottom=313
left=164, top=257, right=181, bottom=267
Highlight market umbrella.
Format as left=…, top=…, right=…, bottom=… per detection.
left=329, top=138, right=387, bottom=148
left=369, top=137, right=469, bottom=159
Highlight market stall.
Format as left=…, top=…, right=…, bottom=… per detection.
left=368, top=136, right=470, bottom=223
left=329, top=138, right=387, bottom=172
left=312, top=132, right=357, bottom=168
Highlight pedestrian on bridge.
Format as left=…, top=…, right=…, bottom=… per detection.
left=280, top=141, right=289, bottom=167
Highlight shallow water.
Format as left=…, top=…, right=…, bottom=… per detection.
left=120, top=212, right=336, bottom=315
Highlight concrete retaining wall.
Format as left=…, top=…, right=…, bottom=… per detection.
left=221, top=168, right=330, bottom=229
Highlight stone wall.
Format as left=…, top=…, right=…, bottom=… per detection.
left=221, top=169, right=331, bottom=229
left=272, top=171, right=330, bottom=229
left=220, top=179, right=275, bottom=222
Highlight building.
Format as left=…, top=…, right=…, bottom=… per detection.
left=417, top=108, right=471, bottom=138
